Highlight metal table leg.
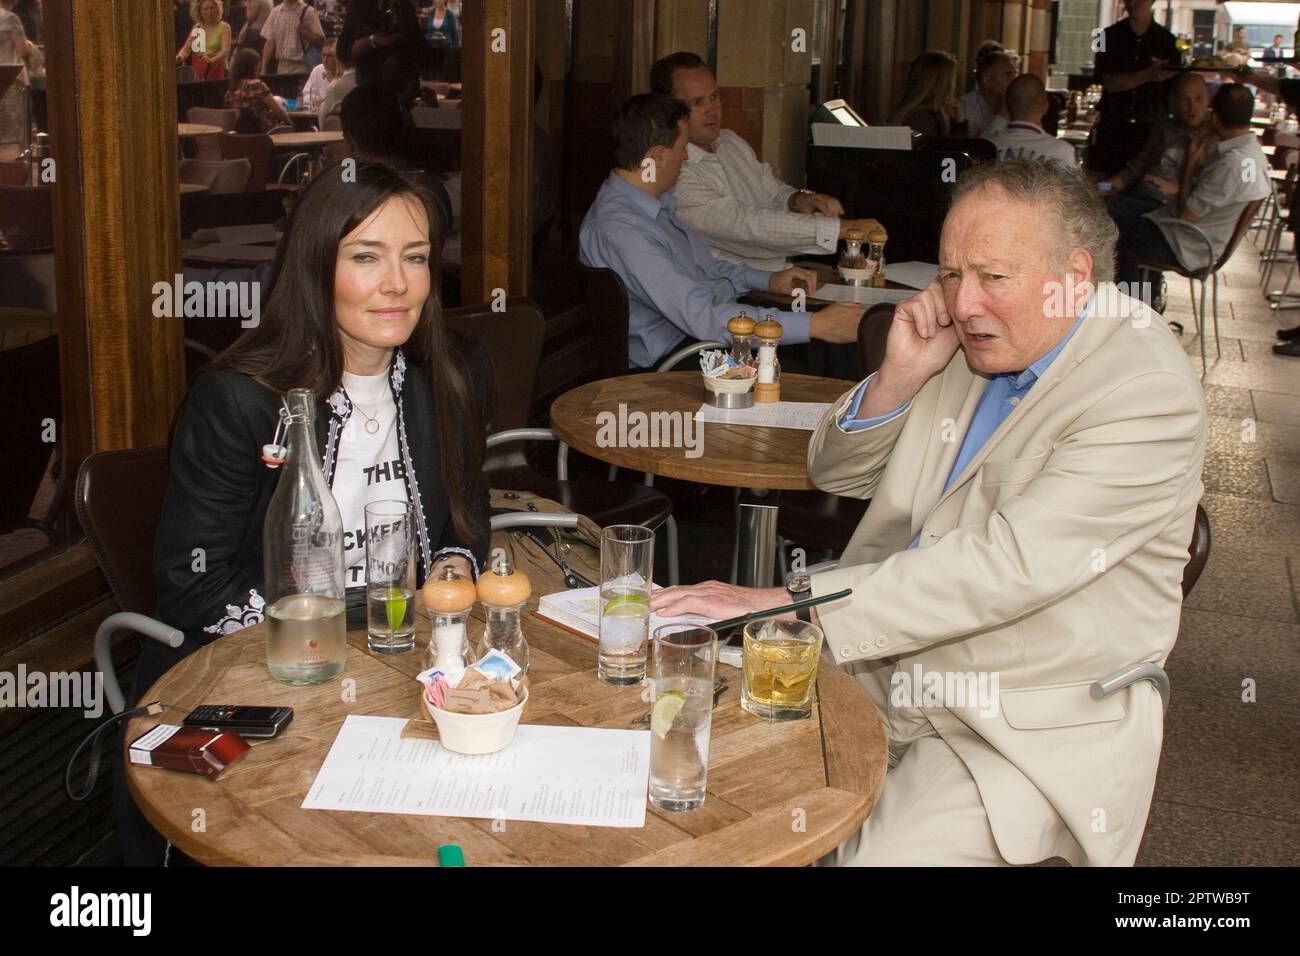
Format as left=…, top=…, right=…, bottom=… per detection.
left=736, top=488, right=779, bottom=588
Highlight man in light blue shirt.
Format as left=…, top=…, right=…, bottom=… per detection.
left=579, top=94, right=866, bottom=369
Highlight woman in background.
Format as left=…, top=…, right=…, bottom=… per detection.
left=176, top=0, right=231, bottom=81
left=888, top=51, right=964, bottom=138
left=224, top=47, right=291, bottom=132
left=425, top=0, right=459, bottom=47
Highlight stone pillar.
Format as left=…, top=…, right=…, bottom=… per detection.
left=711, top=0, right=814, bottom=186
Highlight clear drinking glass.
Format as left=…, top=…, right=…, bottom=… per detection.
left=597, top=525, right=655, bottom=684
left=740, top=619, right=824, bottom=721
left=648, top=624, right=717, bottom=812
left=364, top=500, right=416, bottom=654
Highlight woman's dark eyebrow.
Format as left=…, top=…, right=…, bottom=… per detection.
left=340, top=239, right=432, bottom=249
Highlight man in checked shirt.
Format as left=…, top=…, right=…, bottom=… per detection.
left=651, top=51, right=883, bottom=273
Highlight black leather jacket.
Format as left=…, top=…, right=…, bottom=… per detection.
left=142, top=349, right=489, bottom=698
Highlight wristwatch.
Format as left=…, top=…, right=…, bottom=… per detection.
left=788, top=188, right=814, bottom=212
left=786, top=572, right=812, bottom=622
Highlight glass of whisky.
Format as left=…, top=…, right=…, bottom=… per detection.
left=740, top=619, right=823, bottom=721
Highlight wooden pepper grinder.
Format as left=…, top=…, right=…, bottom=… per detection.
left=753, top=317, right=783, bottom=403
left=476, top=548, right=531, bottom=672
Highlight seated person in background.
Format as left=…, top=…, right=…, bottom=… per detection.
left=888, top=51, right=964, bottom=138
left=133, top=160, right=489, bottom=865
left=654, top=159, right=1207, bottom=866
left=959, top=49, right=1017, bottom=139
left=579, top=93, right=865, bottom=371
left=317, top=46, right=359, bottom=126
left=1263, top=34, right=1286, bottom=62
left=653, top=51, right=880, bottom=272
left=987, top=74, right=1077, bottom=166
left=224, top=47, right=291, bottom=132
left=1115, top=83, right=1269, bottom=298
left=301, top=38, right=344, bottom=110
left=1099, top=72, right=1213, bottom=223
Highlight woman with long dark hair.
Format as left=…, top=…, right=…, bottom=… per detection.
left=147, top=158, right=489, bottom=700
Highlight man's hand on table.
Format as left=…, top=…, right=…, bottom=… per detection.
left=769, top=265, right=819, bottom=296
left=856, top=280, right=959, bottom=417
left=809, top=301, right=867, bottom=343
left=791, top=191, right=845, bottom=217
left=652, top=581, right=790, bottom=621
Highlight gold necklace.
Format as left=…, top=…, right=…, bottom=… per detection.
left=346, top=390, right=384, bottom=435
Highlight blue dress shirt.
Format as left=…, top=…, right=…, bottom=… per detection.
left=839, top=305, right=1089, bottom=548
left=579, top=173, right=811, bottom=369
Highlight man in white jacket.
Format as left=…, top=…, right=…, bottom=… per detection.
left=654, top=160, right=1207, bottom=866
left=652, top=51, right=881, bottom=272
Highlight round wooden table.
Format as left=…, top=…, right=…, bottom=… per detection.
left=126, top=607, right=886, bottom=866
left=550, top=372, right=850, bottom=488
left=550, top=372, right=855, bottom=584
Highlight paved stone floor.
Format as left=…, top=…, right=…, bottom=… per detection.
left=1132, top=236, right=1300, bottom=866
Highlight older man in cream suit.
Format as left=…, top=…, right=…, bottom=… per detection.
left=654, top=159, right=1207, bottom=866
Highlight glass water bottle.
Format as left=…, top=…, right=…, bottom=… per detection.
left=476, top=550, right=531, bottom=673
left=262, top=389, right=348, bottom=685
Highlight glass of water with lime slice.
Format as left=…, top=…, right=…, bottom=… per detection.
left=649, top=623, right=717, bottom=811
left=364, top=500, right=416, bottom=654
left=598, top=525, right=655, bottom=684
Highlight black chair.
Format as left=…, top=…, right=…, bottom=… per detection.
left=775, top=304, right=894, bottom=572
left=578, top=262, right=630, bottom=377
left=443, top=296, right=681, bottom=582
left=1, top=333, right=63, bottom=542
left=74, top=446, right=183, bottom=715
left=1182, top=504, right=1211, bottom=598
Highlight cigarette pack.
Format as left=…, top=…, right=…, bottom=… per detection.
left=128, top=724, right=250, bottom=779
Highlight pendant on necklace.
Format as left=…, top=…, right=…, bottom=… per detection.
left=365, top=419, right=380, bottom=435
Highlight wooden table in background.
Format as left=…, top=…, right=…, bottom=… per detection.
left=269, top=130, right=345, bottom=150
left=551, top=372, right=850, bottom=489
left=126, top=606, right=887, bottom=866
left=550, top=372, right=854, bottom=585
left=177, top=123, right=223, bottom=138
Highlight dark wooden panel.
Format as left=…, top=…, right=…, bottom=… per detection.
left=461, top=0, right=536, bottom=301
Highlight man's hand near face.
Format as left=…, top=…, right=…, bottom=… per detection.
left=856, top=280, right=959, bottom=418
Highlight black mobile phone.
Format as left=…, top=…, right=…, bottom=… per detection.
left=181, top=705, right=294, bottom=739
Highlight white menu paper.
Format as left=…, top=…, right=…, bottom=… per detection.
left=810, top=283, right=914, bottom=305
left=694, top=400, right=832, bottom=431
left=302, top=715, right=651, bottom=828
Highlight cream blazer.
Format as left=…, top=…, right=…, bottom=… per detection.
left=806, top=288, right=1207, bottom=866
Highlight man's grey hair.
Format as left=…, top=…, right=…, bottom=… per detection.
left=949, top=159, right=1118, bottom=282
